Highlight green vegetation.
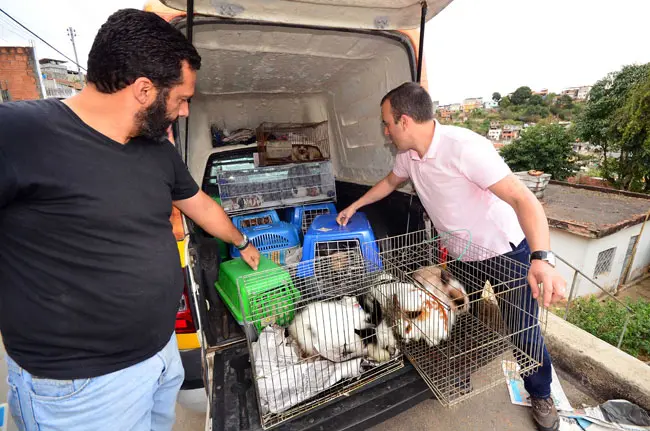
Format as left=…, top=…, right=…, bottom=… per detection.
left=558, top=296, right=650, bottom=361
left=499, top=124, right=578, bottom=181
left=439, top=63, right=650, bottom=193
left=576, top=62, right=650, bottom=192
left=440, top=85, right=585, bottom=134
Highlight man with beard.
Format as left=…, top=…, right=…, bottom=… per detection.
left=0, top=9, right=259, bottom=431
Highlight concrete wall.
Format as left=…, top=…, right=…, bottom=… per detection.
left=0, top=46, right=42, bottom=101
left=551, top=220, right=650, bottom=297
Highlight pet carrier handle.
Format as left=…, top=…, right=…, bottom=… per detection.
left=249, top=224, right=274, bottom=232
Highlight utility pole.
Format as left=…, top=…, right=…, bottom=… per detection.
left=66, top=26, right=84, bottom=89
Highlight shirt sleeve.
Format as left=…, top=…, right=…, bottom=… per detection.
left=166, top=142, right=200, bottom=201
left=0, top=147, right=17, bottom=209
left=392, top=151, right=410, bottom=179
left=458, top=136, right=512, bottom=190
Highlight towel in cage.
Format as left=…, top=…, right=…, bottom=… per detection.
left=284, top=203, right=337, bottom=234
left=251, top=325, right=363, bottom=415
left=230, top=222, right=302, bottom=265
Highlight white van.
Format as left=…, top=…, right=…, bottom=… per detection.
left=146, top=1, right=453, bottom=429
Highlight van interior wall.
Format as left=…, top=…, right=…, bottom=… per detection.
left=185, top=21, right=416, bottom=192
left=186, top=92, right=329, bottom=184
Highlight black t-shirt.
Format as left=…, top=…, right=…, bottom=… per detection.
left=0, top=99, right=199, bottom=379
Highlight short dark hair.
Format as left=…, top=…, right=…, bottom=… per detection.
left=381, top=82, right=434, bottom=123
left=87, top=9, right=201, bottom=94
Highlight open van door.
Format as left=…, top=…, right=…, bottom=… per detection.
left=160, top=0, right=452, bottom=31
left=161, top=0, right=452, bottom=84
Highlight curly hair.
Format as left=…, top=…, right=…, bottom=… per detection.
left=87, top=9, right=201, bottom=94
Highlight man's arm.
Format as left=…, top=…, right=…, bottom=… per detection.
left=173, top=191, right=260, bottom=270
left=489, top=174, right=566, bottom=306
left=489, top=174, right=549, bottom=252
left=336, top=172, right=407, bottom=225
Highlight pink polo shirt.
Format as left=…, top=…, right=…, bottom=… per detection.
left=392, top=120, right=525, bottom=260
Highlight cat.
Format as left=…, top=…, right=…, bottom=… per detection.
left=291, top=144, right=323, bottom=162
left=288, top=296, right=371, bottom=363
left=362, top=267, right=469, bottom=348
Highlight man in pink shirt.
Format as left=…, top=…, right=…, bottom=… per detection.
left=337, top=82, right=566, bottom=431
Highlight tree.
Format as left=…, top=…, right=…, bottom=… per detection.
left=492, top=92, right=501, bottom=102
left=576, top=63, right=650, bottom=185
left=615, top=73, right=650, bottom=192
left=511, top=86, right=532, bottom=105
left=499, top=95, right=512, bottom=108
left=520, top=104, right=550, bottom=123
left=528, top=94, right=544, bottom=106
left=545, top=92, right=558, bottom=106
left=500, top=123, right=577, bottom=181
left=555, top=94, right=574, bottom=109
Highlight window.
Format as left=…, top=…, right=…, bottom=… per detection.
left=594, top=247, right=616, bottom=278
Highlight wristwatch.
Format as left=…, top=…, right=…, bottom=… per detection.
left=530, top=250, right=556, bottom=267
left=236, top=232, right=250, bottom=251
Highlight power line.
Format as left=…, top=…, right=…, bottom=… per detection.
left=0, top=7, right=86, bottom=71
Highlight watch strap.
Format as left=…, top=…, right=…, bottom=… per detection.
left=530, top=250, right=550, bottom=261
left=236, top=234, right=250, bottom=250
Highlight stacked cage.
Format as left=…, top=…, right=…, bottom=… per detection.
left=230, top=229, right=547, bottom=429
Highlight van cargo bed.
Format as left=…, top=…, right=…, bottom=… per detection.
left=211, top=345, right=431, bottom=431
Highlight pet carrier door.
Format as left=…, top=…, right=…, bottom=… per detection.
left=373, top=229, right=548, bottom=407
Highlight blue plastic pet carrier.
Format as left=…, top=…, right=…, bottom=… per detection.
left=297, top=212, right=382, bottom=278
left=230, top=222, right=302, bottom=265
left=285, top=203, right=338, bottom=234
left=232, top=210, right=280, bottom=231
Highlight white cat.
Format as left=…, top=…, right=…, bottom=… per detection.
left=288, top=296, right=371, bottom=363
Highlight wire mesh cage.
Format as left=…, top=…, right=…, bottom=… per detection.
left=256, top=121, right=330, bottom=166
left=234, top=228, right=547, bottom=429
left=214, top=161, right=336, bottom=214
left=369, top=229, right=548, bottom=407
left=237, top=250, right=402, bottom=430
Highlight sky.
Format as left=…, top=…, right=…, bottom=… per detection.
left=1, top=0, right=649, bottom=105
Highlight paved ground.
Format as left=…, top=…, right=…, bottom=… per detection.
left=371, top=367, right=600, bottom=431
left=2, top=337, right=599, bottom=431
left=618, top=275, right=650, bottom=302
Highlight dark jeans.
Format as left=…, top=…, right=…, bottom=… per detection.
left=449, top=239, right=552, bottom=399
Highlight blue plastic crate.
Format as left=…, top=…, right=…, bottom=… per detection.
left=231, top=222, right=302, bottom=265
left=297, top=212, right=382, bottom=278
left=232, top=210, right=280, bottom=230
left=285, top=203, right=338, bottom=234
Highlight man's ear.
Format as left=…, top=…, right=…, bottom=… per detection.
left=131, top=77, right=156, bottom=105
left=400, top=115, right=409, bottom=130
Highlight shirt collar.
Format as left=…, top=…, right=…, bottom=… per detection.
left=409, top=119, right=441, bottom=161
